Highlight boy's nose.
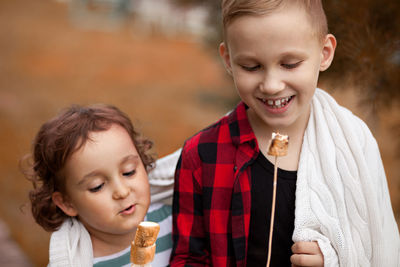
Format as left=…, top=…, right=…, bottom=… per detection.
left=112, top=179, right=130, bottom=199
left=259, top=71, right=285, bottom=95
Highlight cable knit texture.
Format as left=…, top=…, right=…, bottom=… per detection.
left=293, top=89, right=400, bottom=266
left=48, top=218, right=93, bottom=267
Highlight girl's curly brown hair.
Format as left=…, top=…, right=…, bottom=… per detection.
left=21, top=104, right=155, bottom=232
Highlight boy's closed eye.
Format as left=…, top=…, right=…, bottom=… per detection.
left=281, top=61, right=303, bottom=69
left=240, top=64, right=261, bottom=72
left=239, top=61, right=303, bottom=72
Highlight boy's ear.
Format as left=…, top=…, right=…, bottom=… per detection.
left=219, top=42, right=233, bottom=76
left=52, top=191, right=78, bottom=217
left=320, top=34, right=337, bottom=71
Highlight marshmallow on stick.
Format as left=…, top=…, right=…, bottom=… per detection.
left=266, top=132, right=289, bottom=267
left=267, top=132, right=289, bottom=157
left=131, top=221, right=160, bottom=267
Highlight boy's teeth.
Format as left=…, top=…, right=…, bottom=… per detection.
left=264, top=96, right=292, bottom=108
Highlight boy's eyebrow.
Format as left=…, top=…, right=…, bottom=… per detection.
left=77, top=155, right=140, bottom=185
left=232, top=50, right=307, bottom=62
left=232, top=54, right=256, bottom=61
left=279, top=51, right=308, bottom=59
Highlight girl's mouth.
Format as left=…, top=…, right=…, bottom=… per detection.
left=120, top=204, right=136, bottom=215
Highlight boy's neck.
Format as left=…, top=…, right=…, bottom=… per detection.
left=247, top=106, right=311, bottom=171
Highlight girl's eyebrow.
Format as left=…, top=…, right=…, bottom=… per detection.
left=78, top=170, right=103, bottom=186
left=77, top=155, right=140, bottom=186
left=121, top=154, right=140, bottom=165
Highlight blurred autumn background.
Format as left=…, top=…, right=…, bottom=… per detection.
left=0, top=0, right=399, bottom=266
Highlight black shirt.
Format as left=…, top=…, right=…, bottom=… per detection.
left=246, top=152, right=297, bottom=267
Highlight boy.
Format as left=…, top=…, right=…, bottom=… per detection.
left=170, top=0, right=400, bottom=266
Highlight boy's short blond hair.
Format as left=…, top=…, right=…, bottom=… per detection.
left=222, top=0, right=328, bottom=42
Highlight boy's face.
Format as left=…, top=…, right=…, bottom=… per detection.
left=220, top=5, right=335, bottom=132
left=55, top=124, right=150, bottom=239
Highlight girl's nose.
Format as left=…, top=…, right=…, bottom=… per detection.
left=112, top=178, right=130, bottom=199
left=259, top=70, right=285, bottom=95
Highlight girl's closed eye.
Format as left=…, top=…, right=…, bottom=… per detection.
left=89, top=183, right=104, bottom=193
left=123, top=169, right=136, bottom=177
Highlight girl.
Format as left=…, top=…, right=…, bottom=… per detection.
left=23, top=104, right=172, bottom=266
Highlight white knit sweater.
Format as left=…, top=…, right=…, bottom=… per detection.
left=48, top=218, right=93, bottom=267
left=293, top=89, right=400, bottom=266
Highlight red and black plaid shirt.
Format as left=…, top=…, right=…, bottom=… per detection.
left=171, top=102, right=260, bottom=267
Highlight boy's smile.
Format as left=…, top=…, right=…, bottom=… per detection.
left=260, top=95, right=295, bottom=113
left=220, top=4, right=335, bottom=135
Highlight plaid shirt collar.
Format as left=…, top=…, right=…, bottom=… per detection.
left=227, top=101, right=260, bottom=149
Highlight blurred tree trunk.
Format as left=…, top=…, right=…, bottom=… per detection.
left=322, top=0, right=400, bottom=109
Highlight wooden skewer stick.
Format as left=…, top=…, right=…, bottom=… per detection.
left=266, top=156, right=278, bottom=267
left=266, top=132, right=289, bottom=267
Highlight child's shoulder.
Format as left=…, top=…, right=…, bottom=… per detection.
left=183, top=109, right=235, bottom=149
left=146, top=202, right=172, bottom=222
left=314, top=89, right=375, bottom=145
left=183, top=102, right=247, bottom=149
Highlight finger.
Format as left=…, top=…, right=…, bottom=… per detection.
left=291, top=241, right=321, bottom=254
left=290, top=253, right=324, bottom=266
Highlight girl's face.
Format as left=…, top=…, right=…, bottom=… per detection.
left=54, top=124, right=150, bottom=240
left=220, top=5, right=335, bottom=133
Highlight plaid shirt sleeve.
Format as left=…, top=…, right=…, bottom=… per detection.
left=170, top=135, right=211, bottom=266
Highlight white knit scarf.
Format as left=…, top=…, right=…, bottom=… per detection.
left=48, top=218, right=93, bottom=267
left=293, top=89, right=399, bottom=266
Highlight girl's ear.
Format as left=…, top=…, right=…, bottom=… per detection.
left=52, top=192, right=78, bottom=217
left=219, top=42, right=233, bottom=76
left=320, top=34, right=337, bottom=71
